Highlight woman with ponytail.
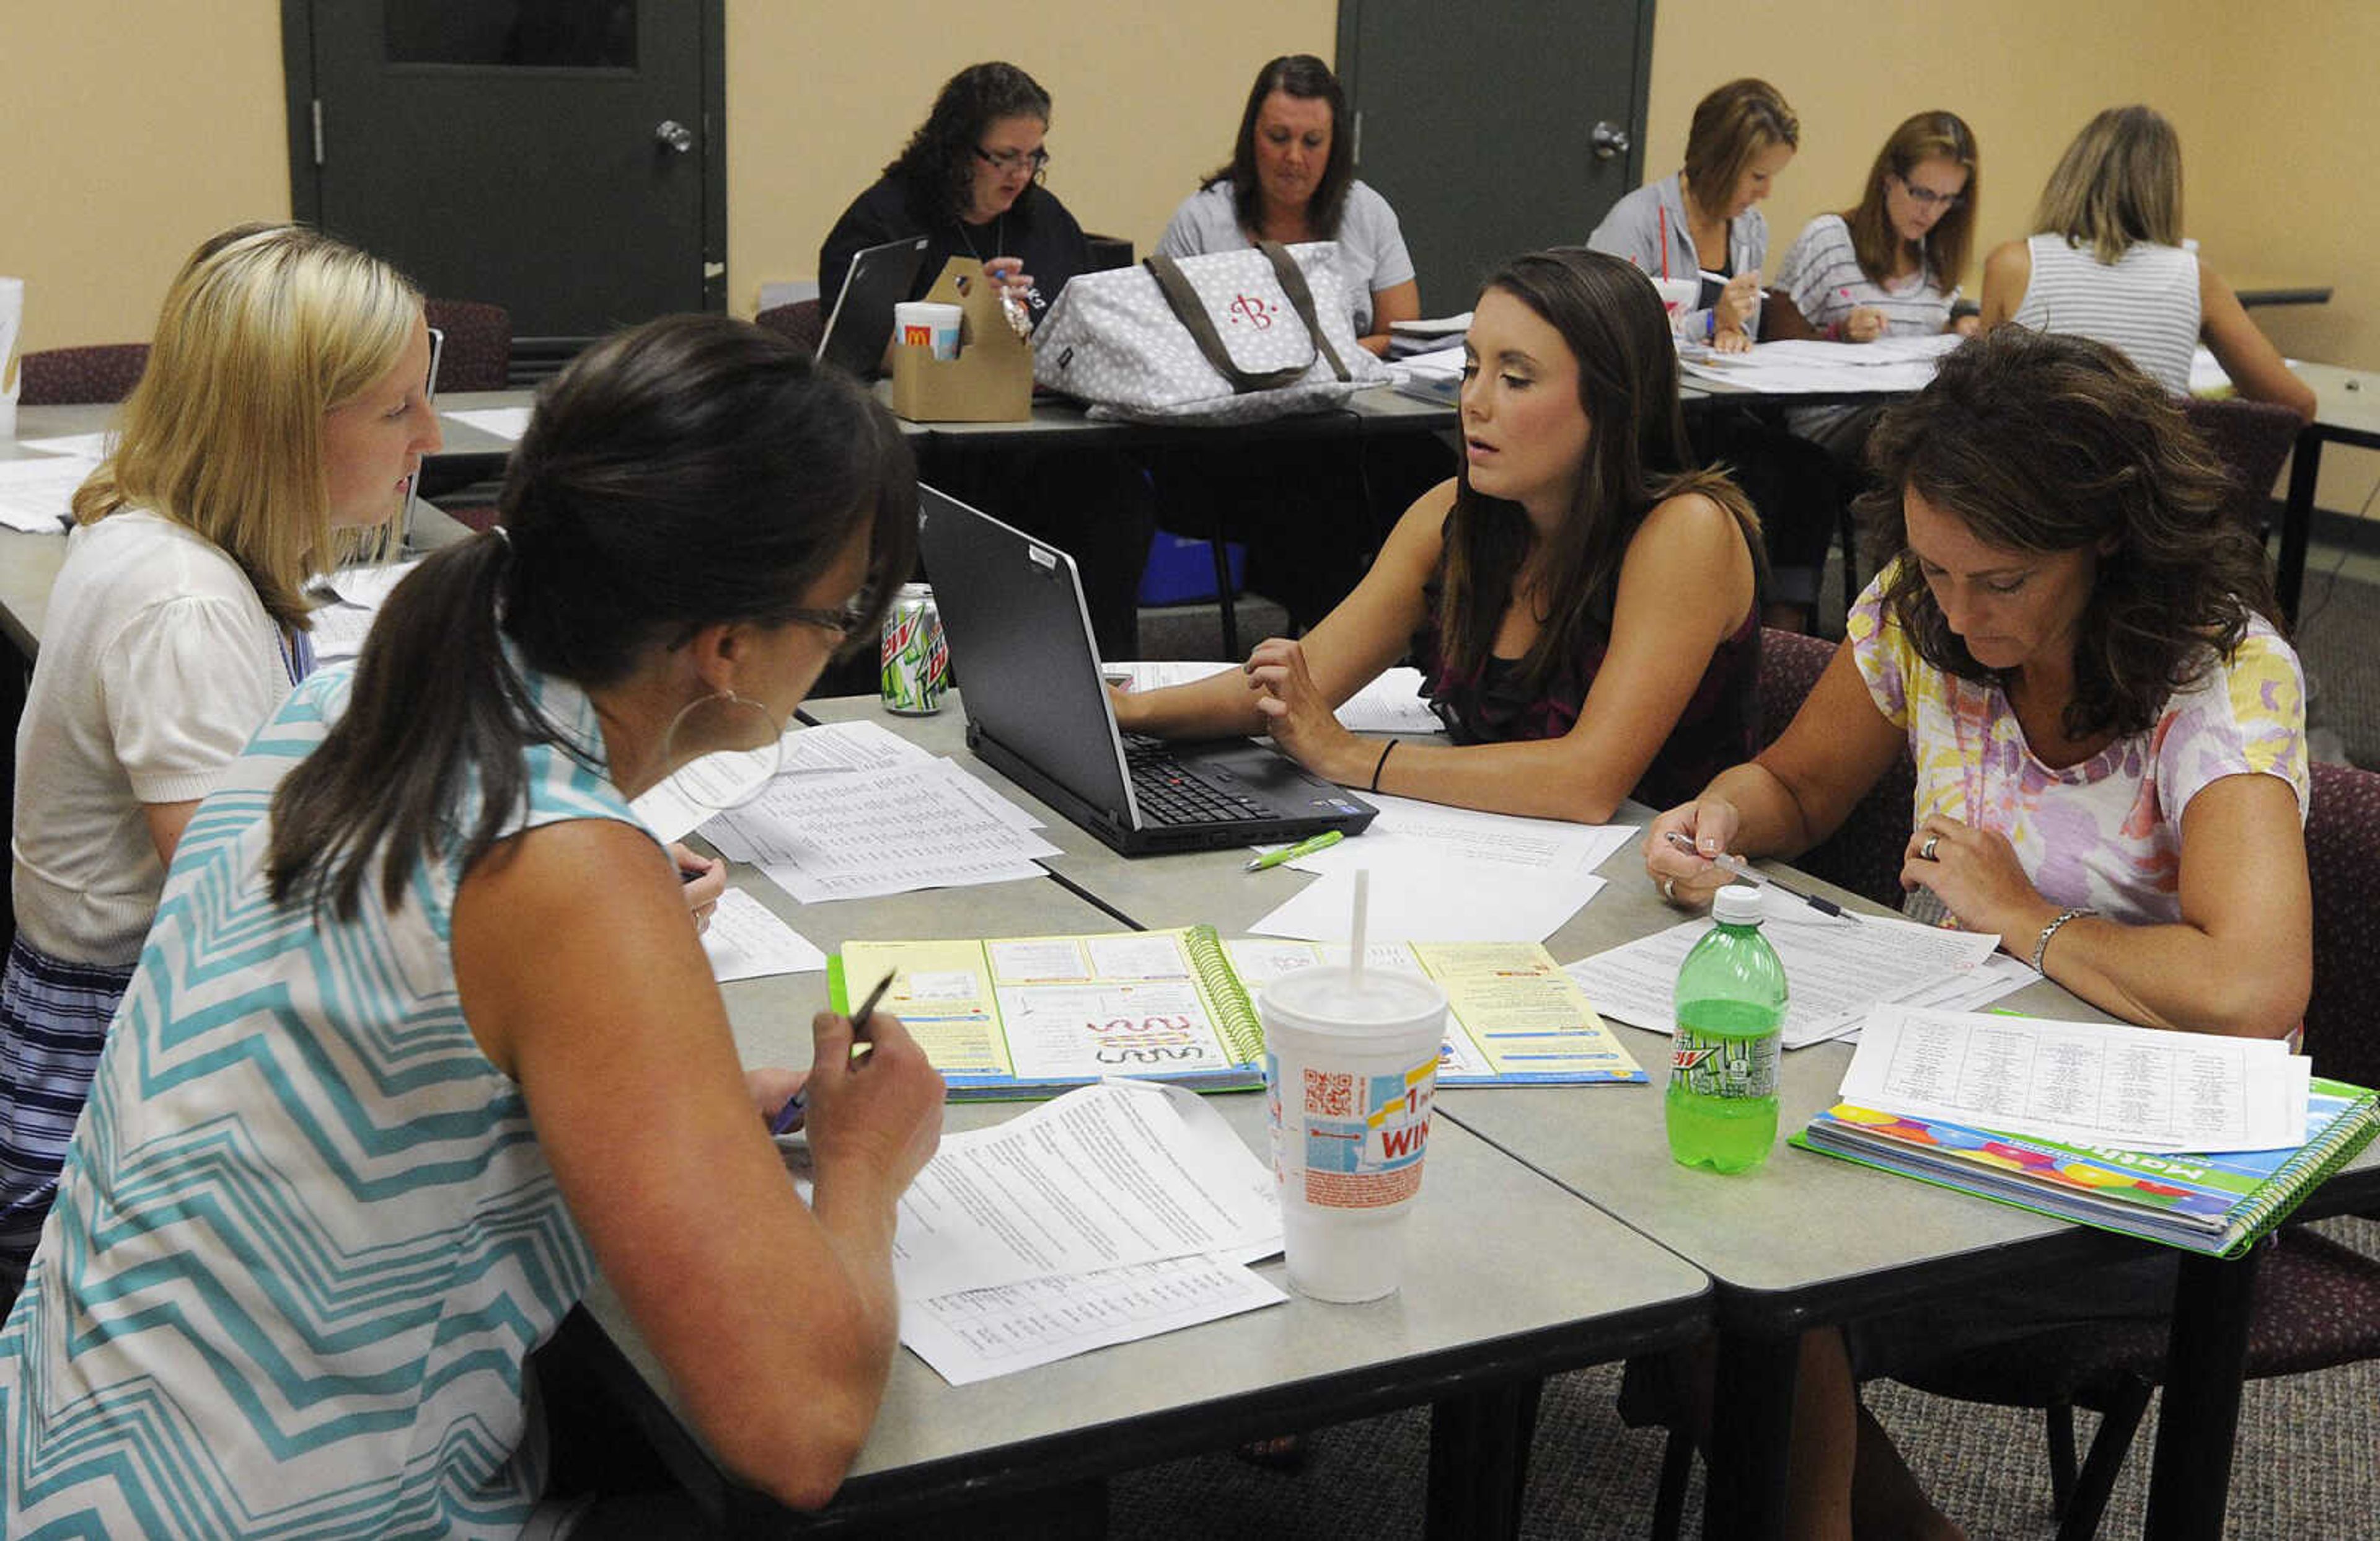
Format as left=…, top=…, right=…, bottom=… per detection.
left=0, top=315, right=946, bottom=1535
left=0, top=223, right=441, bottom=1297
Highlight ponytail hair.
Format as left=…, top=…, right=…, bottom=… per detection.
left=269, top=315, right=917, bottom=916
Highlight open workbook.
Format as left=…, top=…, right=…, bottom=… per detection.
left=829, top=926, right=1644, bottom=1098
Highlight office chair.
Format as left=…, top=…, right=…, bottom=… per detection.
left=2183, top=395, right=2303, bottom=543
left=754, top=299, right=826, bottom=356
left=19, top=343, right=150, bottom=405
left=422, top=299, right=512, bottom=392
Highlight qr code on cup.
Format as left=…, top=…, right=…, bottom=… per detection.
left=1304, top=1067, right=1354, bottom=1118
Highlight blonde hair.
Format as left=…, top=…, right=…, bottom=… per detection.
left=2033, top=105, right=2183, bottom=265
left=1844, top=111, right=1980, bottom=289
left=1680, top=79, right=1799, bottom=223
left=71, top=224, right=423, bottom=630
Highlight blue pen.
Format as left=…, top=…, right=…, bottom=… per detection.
left=770, top=969, right=897, bottom=1136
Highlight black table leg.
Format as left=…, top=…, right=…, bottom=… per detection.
left=1703, top=1329, right=1799, bottom=1541
left=2278, top=427, right=2323, bottom=627
left=2142, top=1244, right=2263, bottom=1540
left=1426, top=1378, right=1543, bottom=1541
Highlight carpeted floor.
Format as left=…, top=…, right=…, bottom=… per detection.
left=1104, top=1215, right=2380, bottom=1540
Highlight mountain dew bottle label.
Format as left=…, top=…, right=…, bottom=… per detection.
left=880, top=583, right=947, bottom=715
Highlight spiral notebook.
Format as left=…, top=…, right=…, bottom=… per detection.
left=829, top=928, right=1643, bottom=1099
left=1792, top=1078, right=2380, bottom=1257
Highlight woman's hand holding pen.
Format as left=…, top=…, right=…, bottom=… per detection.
left=1713, top=270, right=1762, bottom=351
left=796, top=1001, right=943, bottom=1204
left=1840, top=304, right=1888, bottom=343
left=1902, top=817, right=2058, bottom=951
left=1644, top=797, right=1744, bottom=909
left=1245, top=637, right=1359, bottom=784
left=671, top=843, right=726, bottom=935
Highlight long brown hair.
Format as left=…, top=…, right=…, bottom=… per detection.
left=1202, top=54, right=1355, bottom=239
left=1843, top=111, right=1980, bottom=289
left=2034, top=105, right=2184, bottom=265
left=270, top=316, right=917, bottom=917
left=1860, top=328, right=2279, bottom=741
left=1680, top=79, right=1799, bottom=223
left=1437, top=249, right=1757, bottom=691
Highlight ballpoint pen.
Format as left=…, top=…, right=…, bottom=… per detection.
left=771, top=969, right=897, bottom=1136
left=1663, top=831, right=1861, bottom=922
left=1246, top=829, right=1345, bottom=872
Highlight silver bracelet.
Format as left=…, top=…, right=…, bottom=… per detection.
left=2030, top=906, right=2096, bottom=974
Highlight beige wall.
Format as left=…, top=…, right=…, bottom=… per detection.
left=7, top=2, right=2373, bottom=510
left=1644, top=0, right=2379, bottom=510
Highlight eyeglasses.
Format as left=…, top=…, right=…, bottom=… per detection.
left=787, top=599, right=873, bottom=640
left=974, top=144, right=1051, bottom=174
left=1893, top=174, right=1963, bottom=212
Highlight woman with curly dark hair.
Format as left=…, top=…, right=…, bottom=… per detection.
left=818, top=61, right=1089, bottom=334
left=1642, top=324, right=2309, bottom=1539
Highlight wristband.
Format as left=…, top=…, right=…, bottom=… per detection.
left=2030, top=906, right=2096, bottom=974
left=1370, top=740, right=1396, bottom=793
left=1825, top=319, right=1846, bottom=342
left=1705, top=310, right=1717, bottom=342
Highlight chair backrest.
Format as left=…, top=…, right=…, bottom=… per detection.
left=422, top=298, right=512, bottom=393
left=2182, top=395, right=2301, bottom=534
left=1084, top=233, right=1135, bottom=273
left=19, top=343, right=151, bottom=406
left=2304, top=760, right=2380, bottom=1089
left=754, top=299, right=825, bottom=355
left=1756, top=627, right=1915, bottom=911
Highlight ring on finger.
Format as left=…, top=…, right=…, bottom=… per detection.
left=1919, top=834, right=1940, bottom=862
left=1661, top=877, right=1678, bottom=902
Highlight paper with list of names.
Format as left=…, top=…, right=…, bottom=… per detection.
left=1566, top=899, right=2024, bottom=1049
left=1840, top=1007, right=2311, bottom=1154
left=630, top=718, right=933, bottom=844
left=704, top=757, right=1057, bottom=902
left=699, top=887, right=825, bottom=982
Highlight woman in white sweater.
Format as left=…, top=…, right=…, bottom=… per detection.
left=0, top=224, right=444, bottom=1297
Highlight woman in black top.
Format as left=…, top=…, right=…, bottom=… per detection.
left=816, top=62, right=1150, bottom=660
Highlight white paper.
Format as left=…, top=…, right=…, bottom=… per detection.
left=1289, top=792, right=1633, bottom=878
left=1567, top=902, right=2016, bottom=1049
left=1252, top=850, right=1606, bottom=944
left=443, top=405, right=534, bottom=441
left=701, top=887, right=826, bottom=982
left=889, top=1080, right=1281, bottom=1300
left=0, top=454, right=95, bottom=532
left=901, top=1255, right=1286, bottom=1386
left=1108, top=660, right=1447, bottom=737
left=1840, top=1007, right=2309, bottom=1153
left=306, top=605, right=378, bottom=663
left=1681, top=334, right=1963, bottom=396
left=707, top=758, right=1057, bottom=903
left=319, top=557, right=424, bottom=610
left=632, top=720, right=938, bottom=844
left=19, top=431, right=112, bottom=458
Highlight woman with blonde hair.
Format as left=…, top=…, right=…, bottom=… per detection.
left=1980, top=104, right=2312, bottom=418
left=0, top=223, right=443, bottom=1297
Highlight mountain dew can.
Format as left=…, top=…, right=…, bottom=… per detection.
left=879, top=582, right=948, bottom=715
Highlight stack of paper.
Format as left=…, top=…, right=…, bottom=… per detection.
left=1251, top=793, right=1632, bottom=944
left=705, top=756, right=1059, bottom=901
left=1681, top=333, right=1963, bottom=395
left=1840, top=1007, right=2312, bottom=1153
left=1566, top=899, right=2032, bottom=1049
left=0, top=454, right=96, bottom=533
left=883, top=1082, right=1287, bottom=1385
left=632, top=717, right=932, bottom=843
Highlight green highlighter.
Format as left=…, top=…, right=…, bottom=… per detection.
left=1245, top=829, right=1346, bottom=873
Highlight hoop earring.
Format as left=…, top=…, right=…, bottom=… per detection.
left=656, top=690, right=785, bottom=812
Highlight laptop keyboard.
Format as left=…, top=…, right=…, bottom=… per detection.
left=1123, top=740, right=1268, bottom=825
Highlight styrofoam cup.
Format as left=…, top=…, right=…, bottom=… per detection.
left=1651, top=275, right=1699, bottom=322
left=1259, top=965, right=1447, bottom=1302
left=894, top=301, right=963, bottom=361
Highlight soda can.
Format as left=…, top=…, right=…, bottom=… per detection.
left=879, top=582, right=948, bottom=715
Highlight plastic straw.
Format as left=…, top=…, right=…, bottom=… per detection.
left=1349, top=868, right=1370, bottom=991
left=1658, top=205, right=1670, bottom=281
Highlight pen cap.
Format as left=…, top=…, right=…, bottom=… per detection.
left=1711, top=885, right=1765, bottom=927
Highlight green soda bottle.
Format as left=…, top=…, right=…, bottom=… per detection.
left=1667, top=884, right=1788, bottom=1173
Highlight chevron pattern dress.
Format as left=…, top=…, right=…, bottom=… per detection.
left=0, top=661, right=642, bottom=1537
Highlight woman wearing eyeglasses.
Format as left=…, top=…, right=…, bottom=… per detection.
left=1767, top=112, right=1983, bottom=458
left=819, top=60, right=1088, bottom=333
left=1978, top=105, right=2312, bottom=420
left=0, top=317, right=948, bottom=1534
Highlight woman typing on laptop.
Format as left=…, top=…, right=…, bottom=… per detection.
left=1113, top=247, right=1763, bottom=824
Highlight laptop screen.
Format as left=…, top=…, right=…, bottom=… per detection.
left=915, top=487, right=1139, bottom=819
left=819, top=236, right=930, bottom=378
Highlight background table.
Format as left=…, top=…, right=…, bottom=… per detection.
left=2278, top=361, right=2380, bottom=624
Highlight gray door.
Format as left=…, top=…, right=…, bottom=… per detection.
left=285, top=1, right=724, bottom=368
left=1336, top=0, right=1652, bottom=310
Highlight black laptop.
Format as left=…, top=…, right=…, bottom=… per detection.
left=918, top=488, right=1377, bottom=856
left=818, top=236, right=930, bottom=378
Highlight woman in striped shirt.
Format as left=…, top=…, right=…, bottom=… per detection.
left=1979, top=104, right=2312, bottom=420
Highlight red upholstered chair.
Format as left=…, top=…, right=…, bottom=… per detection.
left=2182, top=395, right=2303, bottom=541
left=422, top=299, right=512, bottom=392
left=19, top=343, right=151, bottom=405
left=1756, top=627, right=1915, bottom=911
left=754, top=299, right=825, bottom=355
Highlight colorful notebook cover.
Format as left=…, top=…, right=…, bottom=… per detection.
left=1791, top=1078, right=2380, bottom=1256
left=831, top=929, right=1642, bottom=1100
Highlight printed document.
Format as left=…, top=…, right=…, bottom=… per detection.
left=0, top=455, right=96, bottom=532
left=701, top=888, right=826, bottom=982
left=1841, top=1007, right=2311, bottom=1153
left=707, top=759, right=1058, bottom=901
left=1108, top=661, right=1447, bottom=735
left=632, top=718, right=933, bottom=843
